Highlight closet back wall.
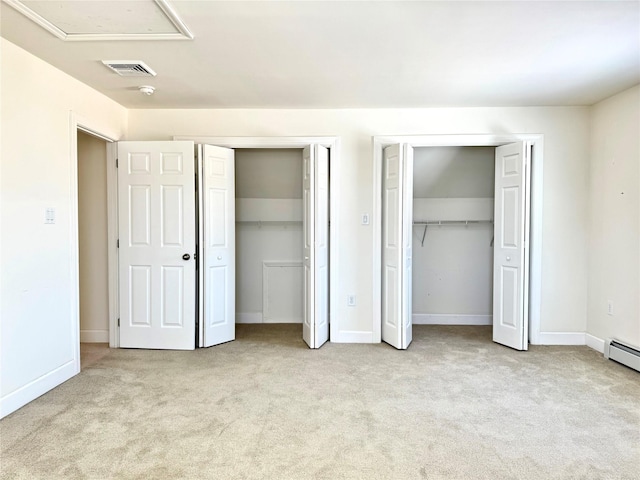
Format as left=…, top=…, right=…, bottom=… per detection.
left=235, top=149, right=304, bottom=323
left=412, top=147, right=495, bottom=324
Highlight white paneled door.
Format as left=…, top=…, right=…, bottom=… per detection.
left=382, top=144, right=413, bottom=350
left=493, top=142, right=531, bottom=350
left=199, top=144, right=236, bottom=347
left=117, top=141, right=196, bottom=350
left=303, top=145, right=330, bottom=349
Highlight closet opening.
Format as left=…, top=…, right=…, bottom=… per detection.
left=376, top=134, right=542, bottom=351
left=175, top=135, right=339, bottom=347
left=197, top=142, right=332, bottom=349
left=411, top=146, right=495, bottom=335
left=234, top=148, right=306, bottom=334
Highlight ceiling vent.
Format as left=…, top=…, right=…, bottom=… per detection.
left=102, top=61, right=157, bottom=77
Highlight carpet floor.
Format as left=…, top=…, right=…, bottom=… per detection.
left=1, top=325, right=638, bottom=479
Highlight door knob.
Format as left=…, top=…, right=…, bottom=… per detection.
left=217, top=256, right=222, bottom=260
left=506, top=256, right=511, bottom=261
left=182, top=253, right=191, bottom=261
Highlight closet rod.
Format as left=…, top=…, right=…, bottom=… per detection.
left=413, top=220, right=494, bottom=247
left=413, top=220, right=493, bottom=226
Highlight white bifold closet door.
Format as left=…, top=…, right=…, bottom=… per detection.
left=382, top=144, right=413, bottom=350
left=198, top=144, right=236, bottom=348
left=493, top=142, right=531, bottom=351
left=302, top=145, right=330, bottom=349
left=117, top=141, right=196, bottom=350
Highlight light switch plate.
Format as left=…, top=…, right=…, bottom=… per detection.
left=45, top=207, right=56, bottom=224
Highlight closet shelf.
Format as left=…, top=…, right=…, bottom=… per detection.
left=236, top=220, right=302, bottom=227
left=413, top=220, right=494, bottom=247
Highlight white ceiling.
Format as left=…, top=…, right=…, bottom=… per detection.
left=2, top=0, right=639, bottom=108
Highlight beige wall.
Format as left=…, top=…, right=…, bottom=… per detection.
left=1, top=39, right=127, bottom=417
left=235, top=148, right=303, bottom=199
left=128, top=106, right=591, bottom=341
left=77, top=131, right=109, bottom=342
left=588, top=85, right=640, bottom=348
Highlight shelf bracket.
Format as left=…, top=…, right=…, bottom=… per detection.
left=420, top=224, right=427, bottom=247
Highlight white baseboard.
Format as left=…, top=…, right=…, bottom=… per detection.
left=536, top=332, right=586, bottom=345
left=412, top=314, right=492, bottom=325
left=236, top=313, right=263, bottom=324
left=263, top=317, right=302, bottom=324
left=236, top=313, right=302, bottom=324
left=1, top=359, right=78, bottom=419
left=586, top=334, right=605, bottom=353
left=80, top=329, right=109, bottom=343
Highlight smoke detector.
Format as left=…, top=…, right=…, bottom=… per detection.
left=102, top=60, right=156, bottom=77
left=138, top=86, right=156, bottom=96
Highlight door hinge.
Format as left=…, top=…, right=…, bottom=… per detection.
left=117, top=239, right=119, bottom=248
left=117, top=318, right=120, bottom=327
left=116, top=158, right=119, bottom=168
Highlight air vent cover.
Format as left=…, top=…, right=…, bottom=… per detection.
left=102, top=61, right=156, bottom=77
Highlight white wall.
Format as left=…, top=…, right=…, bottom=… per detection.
left=412, top=147, right=494, bottom=323
left=0, top=39, right=127, bottom=418
left=235, top=148, right=304, bottom=323
left=77, top=131, right=109, bottom=342
left=128, top=105, right=591, bottom=342
left=588, top=85, right=640, bottom=349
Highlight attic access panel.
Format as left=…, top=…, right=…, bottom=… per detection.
left=5, top=0, right=193, bottom=41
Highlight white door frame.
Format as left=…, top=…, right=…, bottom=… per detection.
left=70, top=112, right=120, bottom=359
left=175, top=136, right=340, bottom=343
left=373, top=134, right=544, bottom=345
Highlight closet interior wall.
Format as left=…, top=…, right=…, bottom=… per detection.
left=77, top=131, right=109, bottom=342
left=412, top=147, right=495, bottom=325
left=235, top=149, right=304, bottom=324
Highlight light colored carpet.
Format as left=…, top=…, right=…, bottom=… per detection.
left=1, top=325, right=638, bottom=479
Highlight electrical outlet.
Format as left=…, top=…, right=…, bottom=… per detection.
left=607, top=300, right=614, bottom=316
left=347, top=295, right=356, bottom=306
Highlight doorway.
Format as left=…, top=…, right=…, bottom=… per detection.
left=374, top=134, right=544, bottom=350
left=77, top=130, right=110, bottom=368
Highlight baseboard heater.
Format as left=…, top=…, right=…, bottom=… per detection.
left=604, top=339, right=640, bottom=373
